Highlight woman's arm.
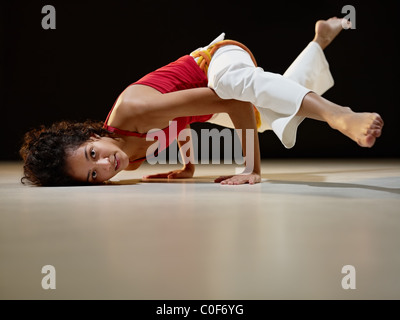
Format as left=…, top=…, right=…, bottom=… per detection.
left=123, top=85, right=261, bottom=184
left=142, top=125, right=196, bottom=180
left=177, top=125, right=196, bottom=174
left=145, top=100, right=260, bottom=185
left=120, top=85, right=235, bottom=133
left=214, top=101, right=261, bottom=185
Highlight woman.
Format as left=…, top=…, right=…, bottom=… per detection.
left=20, top=17, right=383, bottom=186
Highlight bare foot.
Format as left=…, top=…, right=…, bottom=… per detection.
left=313, top=17, right=352, bottom=50
left=329, top=108, right=384, bottom=148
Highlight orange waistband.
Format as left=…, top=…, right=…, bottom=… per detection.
left=191, top=39, right=257, bottom=75
left=191, top=40, right=261, bottom=129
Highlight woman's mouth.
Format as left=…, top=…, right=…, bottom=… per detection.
left=114, top=155, right=120, bottom=171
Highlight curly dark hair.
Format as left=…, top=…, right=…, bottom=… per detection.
left=19, top=120, right=113, bottom=186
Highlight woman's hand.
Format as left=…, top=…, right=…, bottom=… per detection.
left=214, top=172, right=261, bottom=185
left=143, top=166, right=194, bottom=180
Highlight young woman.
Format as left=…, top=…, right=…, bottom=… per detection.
left=20, top=17, right=383, bottom=186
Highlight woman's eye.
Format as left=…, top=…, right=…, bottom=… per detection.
left=90, top=149, right=96, bottom=158
left=92, top=171, right=97, bottom=180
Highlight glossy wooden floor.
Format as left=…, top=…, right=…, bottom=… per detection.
left=1, top=159, right=399, bottom=300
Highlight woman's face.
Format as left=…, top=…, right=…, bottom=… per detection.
left=66, top=136, right=130, bottom=184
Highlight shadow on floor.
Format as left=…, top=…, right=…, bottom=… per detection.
left=107, top=171, right=400, bottom=195
left=266, top=179, right=400, bottom=195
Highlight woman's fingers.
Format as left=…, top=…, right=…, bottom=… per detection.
left=215, top=173, right=261, bottom=185
left=220, top=176, right=247, bottom=185
left=214, top=175, right=234, bottom=183
left=145, top=173, right=260, bottom=183
left=143, top=172, right=172, bottom=179
left=143, top=169, right=194, bottom=180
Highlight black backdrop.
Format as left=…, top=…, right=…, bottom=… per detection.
left=1, top=0, right=399, bottom=161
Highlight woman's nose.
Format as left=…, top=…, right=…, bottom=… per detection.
left=96, top=157, right=112, bottom=170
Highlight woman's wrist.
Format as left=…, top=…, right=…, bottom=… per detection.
left=183, top=162, right=195, bottom=173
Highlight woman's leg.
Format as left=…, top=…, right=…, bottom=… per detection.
left=282, top=18, right=351, bottom=95
left=208, top=17, right=383, bottom=148
left=296, top=18, right=384, bottom=148
left=297, top=92, right=383, bottom=148
left=312, top=17, right=352, bottom=50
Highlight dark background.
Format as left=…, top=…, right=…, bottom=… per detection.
left=1, top=0, right=399, bottom=161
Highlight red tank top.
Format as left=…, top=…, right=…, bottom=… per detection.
left=104, top=55, right=213, bottom=163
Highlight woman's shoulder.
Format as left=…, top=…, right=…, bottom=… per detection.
left=119, top=85, right=162, bottom=116
left=110, top=85, right=169, bottom=133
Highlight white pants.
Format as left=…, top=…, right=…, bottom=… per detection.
left=195, top=34, right=334, bottom=148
